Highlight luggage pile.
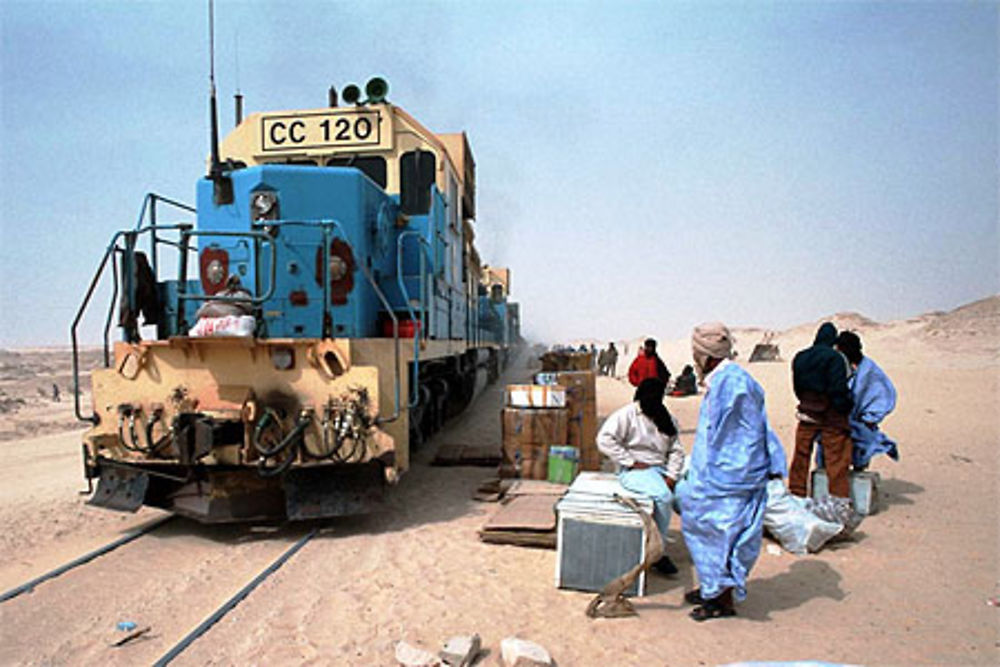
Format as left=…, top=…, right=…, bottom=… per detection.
left=499, top=368, right=600, bottom=482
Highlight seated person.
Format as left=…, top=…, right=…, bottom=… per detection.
left=597, top=378, right=684, bottom=575
left=670, top=365, right=698, bottom=396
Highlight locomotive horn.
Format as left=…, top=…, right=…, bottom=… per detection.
left=365, top=77, right=389, bottom=103
left=342, top=84, right=361, bottom=105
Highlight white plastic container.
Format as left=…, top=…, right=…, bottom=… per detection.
left=811, top=469, right=881, bottom=516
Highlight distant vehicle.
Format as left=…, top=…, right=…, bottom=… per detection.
left=71, top=77, right=520, bottom=522
left=749, top=331, right=781, bottom=362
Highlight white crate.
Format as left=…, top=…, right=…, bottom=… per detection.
left=555, top=472, right=654, bottom=597
left=811, top=469, right=881, bottom=516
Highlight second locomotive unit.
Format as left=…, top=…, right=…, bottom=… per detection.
left=73, top=78, right=520, bottom=522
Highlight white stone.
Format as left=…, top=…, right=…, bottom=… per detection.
left=396, top=640, right=442, bottom=667
left=440, top=634, right=481, bottom=666
left=500, top=637, right=552, bottom=667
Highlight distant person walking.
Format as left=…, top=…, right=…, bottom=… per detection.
left=787, top=323, right=854, bottom=513
left=628, top=338, right=670, bottom=387
left=603, top=342, right=619, bottom=377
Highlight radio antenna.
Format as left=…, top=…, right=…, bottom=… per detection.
left=208, top=0, right=221, bottom=177
left=207, top=0, right=232, bottom=203
left=233, top=29, right=243, bottom=126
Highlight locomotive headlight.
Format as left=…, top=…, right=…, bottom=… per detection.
left=271, top=346, right=295, bottom=370
left=206, top=259, right=225, bottom=285
left=329, top=255, right=348, bottom=281
left=251, top=191, right=278, bottom=221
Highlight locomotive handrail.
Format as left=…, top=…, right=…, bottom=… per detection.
left=71, top=229, right=130, bottom=424
left=396, top=231, right=434, bottom=408
left=358, top=261, right=401, bottom=425
left=72, top=221, right=195, bottom=424
left=174, top=228, right=278, bottom=305
left=133, top=193, right=197, bottom=279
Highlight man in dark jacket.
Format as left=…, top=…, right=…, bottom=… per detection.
left=628, top=338, right=671, bottom=387
left=788, top=323, right=854, bottom=502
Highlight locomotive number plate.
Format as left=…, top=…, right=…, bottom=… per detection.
left=260, top=109, right=383, bottom=152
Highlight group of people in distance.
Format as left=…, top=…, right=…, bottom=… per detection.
left=596, top=342, right=619, bottom=377
left=596, top=321, right=897, bottom=621
left=625, top=337, right=699, bottom=397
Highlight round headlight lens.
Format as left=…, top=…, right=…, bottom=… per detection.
left=206, top=259, right=225, bottom=285
left=271, top=347, right=295, bottom=370
left=329, top=256, right=348, bottom=281
left=252, top=192, right=277, bottom=220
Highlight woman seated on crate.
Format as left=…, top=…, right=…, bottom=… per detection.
left=596, top=377, right=684, bottom=576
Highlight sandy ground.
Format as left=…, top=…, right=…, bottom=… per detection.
left=0, top=298, right=997, bottom=665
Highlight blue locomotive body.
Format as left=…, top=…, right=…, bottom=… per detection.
left=73, top=86, right=519, bottom=522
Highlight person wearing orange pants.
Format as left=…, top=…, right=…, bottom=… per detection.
left=787, top=323, right=853, bottom=500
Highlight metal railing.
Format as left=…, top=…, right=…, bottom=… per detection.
left=71, top=204, right=403, bottom=429
left=396, top=231, right=435, bottom=408
left=71, top=194, right=196, bottom=424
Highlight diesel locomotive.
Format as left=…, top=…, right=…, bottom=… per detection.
left=71, top=78, right=520, bottom=522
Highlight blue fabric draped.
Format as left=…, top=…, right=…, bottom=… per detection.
left=679, top=363, right=784, bottom=601
left=817, top=356, right=898, bottom=468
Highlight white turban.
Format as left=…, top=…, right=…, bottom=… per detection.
left=691, top=322, right=734, bottom=361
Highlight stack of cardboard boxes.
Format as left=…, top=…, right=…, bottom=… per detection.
left=535, top=370, right=600, bottom=472
left=501, top=369, right=601, bottom=482
left=501, top=384, right=568, bottom=480
left=539, top=351, right=593, bottom=372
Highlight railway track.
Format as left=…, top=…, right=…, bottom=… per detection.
left=0, top=516, right=318, bottom=665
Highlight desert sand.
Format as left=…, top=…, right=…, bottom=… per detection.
left=0, top=297, right=997, bottom=666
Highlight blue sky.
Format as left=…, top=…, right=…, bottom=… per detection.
left=1, top=1, right=996, bottom=346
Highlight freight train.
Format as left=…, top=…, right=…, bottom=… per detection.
left=71, top=78, right=520, bottom=522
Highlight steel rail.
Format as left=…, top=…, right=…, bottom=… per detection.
left=153, top=528, right=317, bottom=666
left=0, top=515, right=175, bottom=603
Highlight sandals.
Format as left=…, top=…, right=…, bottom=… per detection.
left=689, top=598, right=736, bottom=622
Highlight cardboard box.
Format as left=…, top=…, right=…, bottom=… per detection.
left=502, top=408, right=568, bottom=447
left=519, top=443, right=549, bottom=480
left=537, top=371, right=600, bottom=471
left=540, top=351, right=593, bottom=372
left=506, top=384, right=567, bottom=408
left=811, top=469, right=881, bottom=515
left=501, top=408, right=569, bottom=477
left=547, top=446, right=580, bottom=484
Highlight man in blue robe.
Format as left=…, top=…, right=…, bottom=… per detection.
left=678, top=322, right=787, bottom=621
left=834, top=331, right=898, bottom=469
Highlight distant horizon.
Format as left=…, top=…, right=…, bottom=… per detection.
left=5, top=290, right=994, bottom=351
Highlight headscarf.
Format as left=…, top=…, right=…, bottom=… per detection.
left=634, top=378, right=677, bottom=437
left=835, top=330, right=863, bottom=364
left=813, top=322, right=838, bottom=346
left=691, top=321, right=734, bottom=371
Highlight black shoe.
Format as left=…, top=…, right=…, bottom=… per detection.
left=653, top=555, right=678, bottom=576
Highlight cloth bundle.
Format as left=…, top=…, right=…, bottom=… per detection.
left=762, top=480, right=844, bottom=555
